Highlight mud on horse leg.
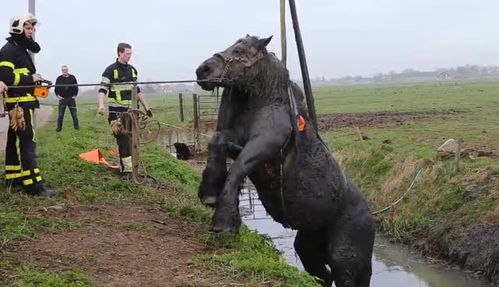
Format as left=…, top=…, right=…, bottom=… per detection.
left=199, top=132, right=243, bottom=208
left=211, top=134, right=286, bottom=232
left=294, top=230, right=332, bottom=286
left=199, top=132, right=228, bottom=207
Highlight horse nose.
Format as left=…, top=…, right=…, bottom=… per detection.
left=196, top=63, right=211, bottom=80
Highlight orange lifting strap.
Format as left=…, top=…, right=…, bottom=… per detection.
left=297, top=115, right=306, bottom=132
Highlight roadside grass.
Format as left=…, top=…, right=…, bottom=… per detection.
left=317, top=80, right=499, bottom=240
left=0, top=104, right=317, bottom=286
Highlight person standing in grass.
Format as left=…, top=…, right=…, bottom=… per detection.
left=97, top=42, right=152, bottom=180
left=0, top=13, right=53, bottom=196
left=55, top=65, right=79, bottom=132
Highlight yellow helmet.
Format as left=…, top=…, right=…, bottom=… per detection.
left=9, top=13, right=37, bottom=34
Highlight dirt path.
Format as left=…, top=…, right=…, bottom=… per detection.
left=4, top=202, right=245, bottom=286
left=317, top=110, right=456, bottom=131
left=0, top=105, right=54, bottom=150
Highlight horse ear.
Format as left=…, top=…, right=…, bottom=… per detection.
left=258, top=36, right=273, bottom=50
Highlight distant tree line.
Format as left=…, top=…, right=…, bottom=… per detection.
left=311, top=64, right=499, bottom=86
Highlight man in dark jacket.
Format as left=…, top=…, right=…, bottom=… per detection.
left=55, top=65, right=79, bottom=131
left=0, top=13, right=53, bottom=196
left=98, top=43, right=152, bottom=179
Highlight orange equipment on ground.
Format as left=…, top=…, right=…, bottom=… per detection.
left=79, top=149, right=119, bottom=169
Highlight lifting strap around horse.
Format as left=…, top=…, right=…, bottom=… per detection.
left=287, top=84, right=330, bottom=152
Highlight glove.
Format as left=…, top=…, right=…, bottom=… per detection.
left=146, top=109, right=153, bottom=118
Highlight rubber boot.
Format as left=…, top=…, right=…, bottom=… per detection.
left=5, top=178, right=23, bottom=188
left=120, top=172, right=132, bottom=181
left=25, top=182, right=55, bottom=197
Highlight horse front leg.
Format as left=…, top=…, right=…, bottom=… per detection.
left=211, top=133, right=288, bottom=232
left=199, top=132, right=230, bottom=207
left=199, top=131, right=242, bottom=207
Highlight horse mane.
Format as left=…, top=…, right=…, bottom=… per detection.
left=243, top=52, right=290, bottom=105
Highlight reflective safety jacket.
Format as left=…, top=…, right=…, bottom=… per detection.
left=99, top=60, right=140, bottom=108
left=0, top=37, right=39, bottom=109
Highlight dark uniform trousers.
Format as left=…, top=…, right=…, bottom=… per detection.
left=5, top=105, right=43, bottom=188
left=109, top=107, right=132, bottom=173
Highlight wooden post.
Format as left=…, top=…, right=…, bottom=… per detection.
left=179, top=93, right=184, bottom=122
left=280, top=0, right=287, bottom=67
left=356, top=127, right=364, bottom=141
left=131, top=84, right=140, bottom=183
left=455, top=139, right=462, bottom=172
left=193, top=93, right=200, bottom=151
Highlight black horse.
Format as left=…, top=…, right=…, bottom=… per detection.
left=196, top=35, right=374, bottom=287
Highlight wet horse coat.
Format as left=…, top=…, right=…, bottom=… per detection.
left=196, top=35, right=374, bottom=287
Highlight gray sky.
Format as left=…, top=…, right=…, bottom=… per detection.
left=2, top=0, right=499, bottom=84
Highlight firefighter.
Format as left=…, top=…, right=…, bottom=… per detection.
left=98, top=43, right=152, bottom=179
left=0, top=13, right=54, bottom=196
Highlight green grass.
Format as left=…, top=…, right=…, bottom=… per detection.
left=313, top=80, right=499, bottom=113
left=200, top=227, right=318, bottom=286
left=316, top=80, right=499, bottom=240
left=16, top=271, right=92, bottom=287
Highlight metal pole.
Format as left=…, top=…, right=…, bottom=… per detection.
left=280, top=0, right=287, bottom=67
left=179, top=93, right=184, bottom=122
left=288, top=0, right=318, bottom=129
left=29, top=0, right=37, bottom=128
left=131, top=85, right=140, bottom=183
left=28, top=0, right=36, bottom=62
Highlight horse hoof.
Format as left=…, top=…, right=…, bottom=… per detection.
left=211, top=216, right=241, bottom=233
left=210, top=224, right=239, bottom=233
left=201, top=195, right=217, bottom=208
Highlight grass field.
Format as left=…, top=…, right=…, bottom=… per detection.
left=313, top=80, right=499, bottom=283
left=312, top=80, right=499, bottom=238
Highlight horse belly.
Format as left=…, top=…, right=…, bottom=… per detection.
left=281, top=173, right=338, bottom=231
left=281, top=141, right=345, bottom=231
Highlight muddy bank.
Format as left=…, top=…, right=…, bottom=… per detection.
left=416, top=223, right=499, bottom=285
left=3, top=203, right=246, bottom=286
left=317, top=110, right=459, bottom=131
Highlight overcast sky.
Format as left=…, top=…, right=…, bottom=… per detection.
left=2, top=0, right=499, bottom=84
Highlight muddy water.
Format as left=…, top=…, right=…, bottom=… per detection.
left=240, top=188, right=490, bottom=287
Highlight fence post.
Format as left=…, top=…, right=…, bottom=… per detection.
left=179, top=93, right=184, bottom=122
left=193, top=93, right=200, bottom=151
left=455, top=139, right=462, bottom=172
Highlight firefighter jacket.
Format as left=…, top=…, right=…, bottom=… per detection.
left=99, top=60, right=140, bottom=108
left=0, top=36, right=39, bottom=110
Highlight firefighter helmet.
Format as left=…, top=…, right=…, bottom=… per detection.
left=9, top=13, right=37, bottom=34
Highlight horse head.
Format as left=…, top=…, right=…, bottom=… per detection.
left=196, top=35, right=273, bottom=91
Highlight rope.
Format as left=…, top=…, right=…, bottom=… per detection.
left=372, top=168, right=424, bottom=215
left=5, top=78, right=228, bottom=90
